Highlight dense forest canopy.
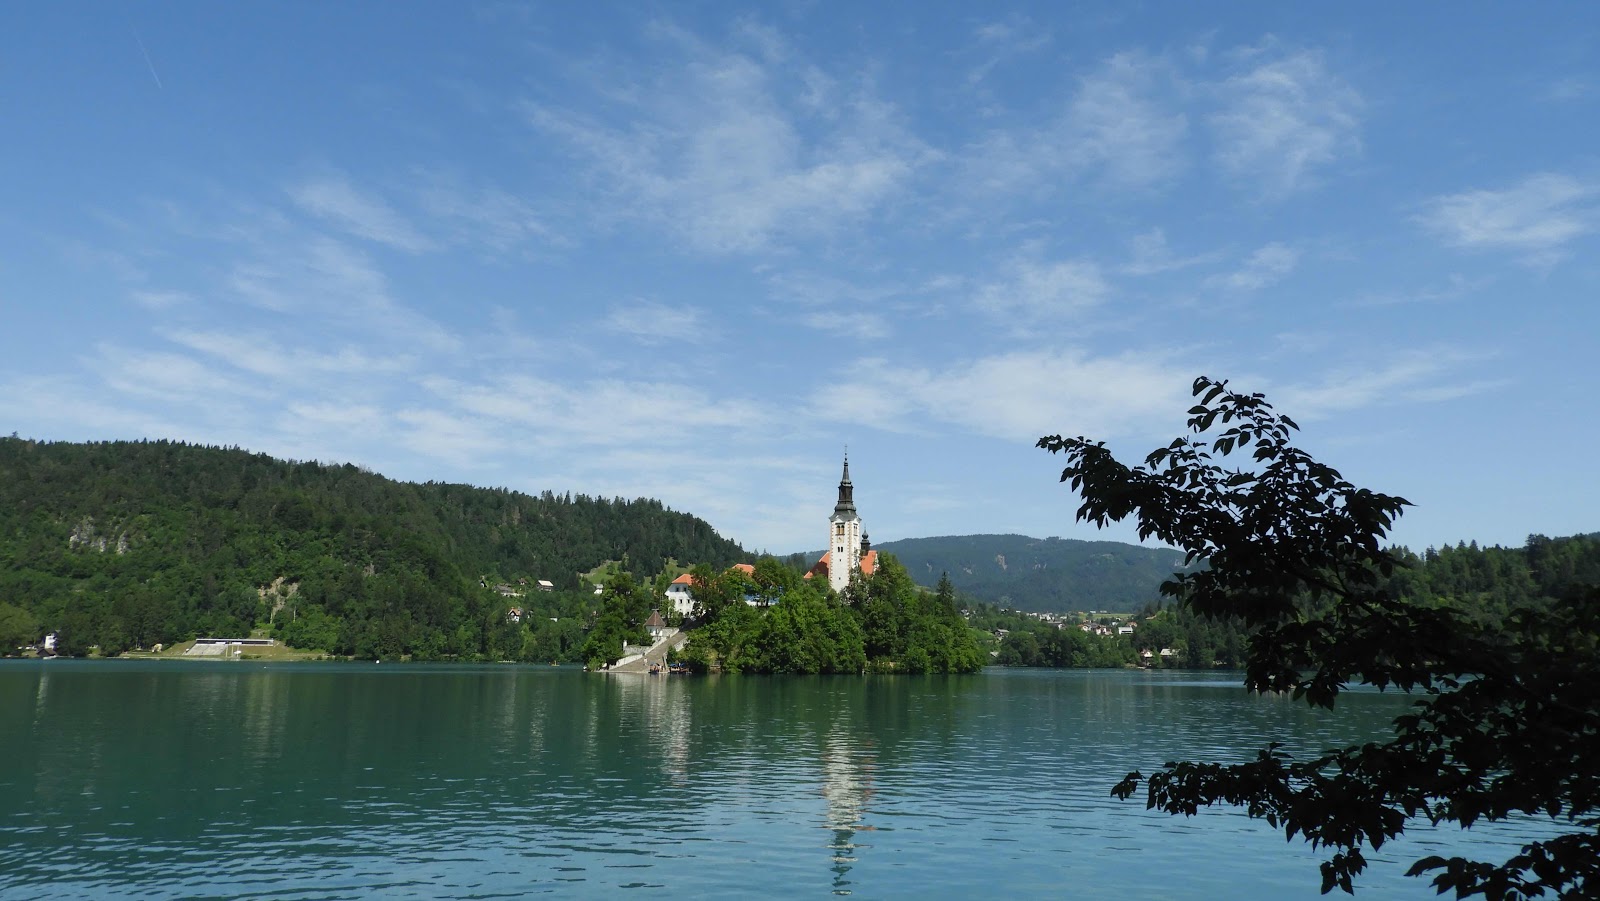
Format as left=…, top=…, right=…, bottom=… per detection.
left=0, top=437, right=746, bottom=658
left=660, top=557, right=986, bottom=675
left=973, top=531, right=1600, bottom=671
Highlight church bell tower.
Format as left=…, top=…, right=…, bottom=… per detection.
left=827, top=453, right=863, bottom=594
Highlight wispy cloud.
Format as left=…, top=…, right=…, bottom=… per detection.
left=802, top=310, right=891, bottom=340
left=975, top=258, right=1110, bottom=320
left=162, top=329, right=416, bottom=381
left=1121, top=229, right=1219, bottom=276
left=289, top=175, right=435, bottom=253
left=414, top=172, right=556, bottom=253
left=1069, top=53, right=1190, bottom=189
left=1210, top=242, right=1299, bottom=291
left=964, top=51, right=1187, bottom=197
left=602, top=301, right=706, bottom=344
left=1209, top=44, right=1362, bottom=198
left=1277, top=348, right=1503, bottom=419
left=228, top=236, right=460, bottom=352
left=129, top=289, right=190, bottom=310
left=525, top=24, right=926, bottom=254
left=763, top=268, right=940, bottom=339
left=419, top=374, right=772, bottom=445
left=393, top=407, right=510, bottom=467
left=965, top=14, right=1052, bottom=92
left=1541, top=77, right=1594, bottom=103
left=1416, top=173, right=1598, bottom=263
left=90, top=345, right=271, bottom=407
left=818, top=349, right=1192, bottom=443
left=0, top=375, right=189, bottom=440
left=1344, top=273, right=1489, bottom=308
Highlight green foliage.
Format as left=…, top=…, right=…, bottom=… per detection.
left=847, top=555, right=985, bottom=674
left=680, top=555, right=984, bottom=675
left=993, top=622, right=1134, bottom=668
left=0, top=437, right=746, bottom=660
left=727, top=582, right=865, bottom=674
left=1040, top=377, right=1600, bottom=899
left=0, top=602, right=40, bottom=654
left=581, top=570, right=653, bottom=667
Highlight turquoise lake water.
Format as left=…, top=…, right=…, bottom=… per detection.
left=0, top=662, right=1544, bottom=899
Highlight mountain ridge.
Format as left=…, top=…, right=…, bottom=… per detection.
left=789, top=533, right=1191, bottom=613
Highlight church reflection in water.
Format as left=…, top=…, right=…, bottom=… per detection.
left=819, top=728, right=876, bottom=896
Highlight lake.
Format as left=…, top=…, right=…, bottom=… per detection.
left=0, top=662, right=1540, bottom=899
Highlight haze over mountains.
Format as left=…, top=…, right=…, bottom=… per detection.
left=793, top=535, right=1188, bottom=613
left=874, top=535, right=1187, bottom=612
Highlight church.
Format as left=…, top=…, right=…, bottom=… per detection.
left=806, top=454, right=879, bottom=593
left=667, top=454, right=879, bottom=616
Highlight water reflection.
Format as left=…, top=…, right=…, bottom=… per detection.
left=819, top=725, right=876, bottom=896
left=0, top=663, right=1555, bottom=901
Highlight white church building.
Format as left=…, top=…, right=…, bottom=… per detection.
left=806, top=454, right=878, bottom=592
left=666, top=455, right=879, bottom=617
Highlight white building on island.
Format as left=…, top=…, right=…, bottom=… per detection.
left=806, top=454, right=878, bottom=593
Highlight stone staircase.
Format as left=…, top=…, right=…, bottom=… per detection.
left=604, top=629, right=688, bottom=674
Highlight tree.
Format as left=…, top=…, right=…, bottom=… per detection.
left=581, top=570, right=651, bottom=667
left=0, top=602, right=40, bottom=654
left=1038, top=377, right=1598, bottom=899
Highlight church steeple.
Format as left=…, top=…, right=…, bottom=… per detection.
left=825, top=451, right=863, bottom=594
left=834, top=452, right=856, bottom=517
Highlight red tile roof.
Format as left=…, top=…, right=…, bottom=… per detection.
left=805, top=549, right=878, bottom=581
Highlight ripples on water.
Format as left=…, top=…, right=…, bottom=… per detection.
left=0, top=663, right=1549, bottom=899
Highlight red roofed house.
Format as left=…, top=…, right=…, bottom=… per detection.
left=666, top=573, right=697, bottom=617
left=806, top=454, right=879, bottom=593
left=667, top=563, right=758, bottom=617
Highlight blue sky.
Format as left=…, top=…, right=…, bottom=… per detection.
left=3, top=2, right=1597, bottom=555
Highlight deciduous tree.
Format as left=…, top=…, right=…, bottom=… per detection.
left=1039, top=377, right=1598, bottom=898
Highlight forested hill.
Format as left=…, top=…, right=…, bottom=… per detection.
left=873, top=534, right=1192, bottom=612
left=0, top=437, right=747, bottom=653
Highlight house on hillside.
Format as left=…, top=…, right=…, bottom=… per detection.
left=666, top=573, right=696, bottom=617
left=480, top=577, right=523, bottom=597
left=666, top=563, right=757, bottom=617
left=645, top=610, right=670, bottom=640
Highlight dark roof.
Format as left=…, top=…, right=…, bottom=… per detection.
left=644, top=610, right=667, bottom=628
left=833, top=452, right=856, bottom=517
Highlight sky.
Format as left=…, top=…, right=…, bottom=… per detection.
left=3, top=2, right=1598, bottom=556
